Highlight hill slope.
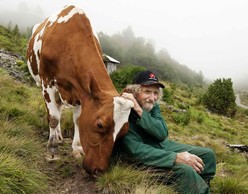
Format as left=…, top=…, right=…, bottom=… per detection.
left=1, top=62, right=248, bottom=193
left=0, top=24, right=248, bottom=193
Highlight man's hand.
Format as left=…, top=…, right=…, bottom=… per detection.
left=122, top=92, right=143, bottom=116
left=175, top=151, right=205, bottom=174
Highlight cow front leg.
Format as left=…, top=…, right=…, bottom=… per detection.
left=47, top=115, right=63, bottom=157
left=42, top=81, right=63, bottom=161
left=72, top=105, right=84, bottom=158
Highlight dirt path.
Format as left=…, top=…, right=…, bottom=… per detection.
left=50, top=169, right=98, bottom=194
left=235, top=94, right=248, bottom=109
left=40, top=140, right=99, bottom=194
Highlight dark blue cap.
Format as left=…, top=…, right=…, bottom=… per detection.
left=133, top=70, right=165, bottom=88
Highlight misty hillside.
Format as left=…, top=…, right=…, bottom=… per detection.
left=0, top=2, right=44, bottom=32
left=1, top=21, right=204, bottom=87
left=98, top=26, right=204, bottom=87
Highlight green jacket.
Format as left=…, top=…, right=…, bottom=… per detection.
left=119, top=103, right=177, bottom=168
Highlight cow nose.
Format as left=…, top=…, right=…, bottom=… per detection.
left=92, top=168, right=103, bottom=179
left=83, top=160, right=103, bottom=178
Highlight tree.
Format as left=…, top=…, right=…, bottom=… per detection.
left=12, top=24, right=20, bottom=36
left=202, top=78, right=237, bottom=117
left=110, top=65, right=146, bottom=92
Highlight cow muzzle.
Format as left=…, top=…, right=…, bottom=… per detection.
left=83, top=158, right=104, bottom=178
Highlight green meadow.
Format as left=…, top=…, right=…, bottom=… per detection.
left=0, top=67, right=247, bottom=193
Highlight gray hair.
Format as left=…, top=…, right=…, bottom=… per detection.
left=124, top=84, right=163, bottom=102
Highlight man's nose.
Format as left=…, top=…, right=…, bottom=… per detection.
left=148, top=93, right=157, bottom=101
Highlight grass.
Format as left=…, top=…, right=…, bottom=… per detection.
left=0, top=153, right=48, bottom=194
left=212, top=162, right=248, bottom=194
left=96, top=161, right=176, bottom=194
left=159, top=83, right=248, bottom=193
left=0, top=67, right=248, bottom=193
left=0, top=68, right=49, bottom=193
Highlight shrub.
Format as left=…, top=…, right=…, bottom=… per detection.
left=202, top=78, right=237, bottom=117
left=172, top=110, right=191, bottom=126
left=196, top=112, right=204, bottom=124
left=163, top=88, right=174, bottom=104
left=110, top=65, right=145, bottom=92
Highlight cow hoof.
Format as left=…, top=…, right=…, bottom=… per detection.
left=45, top=153, right=61, bottom=162
left=58, top=139, right=64, bottom=145
left=47, top=142, right=59, bottom=155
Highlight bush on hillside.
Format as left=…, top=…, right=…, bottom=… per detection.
left=163, top=88, right=174, bottom=104
left=202, top=78, right=237, bottom=117
left=110, top=65, right=146, bottom=92
left=172, top=110, right=191, bottom=126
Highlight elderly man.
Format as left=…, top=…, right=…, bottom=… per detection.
left=118, top=70, right=216, bottom=194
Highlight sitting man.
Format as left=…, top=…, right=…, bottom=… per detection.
left=118, top=70, right=216, bottom=194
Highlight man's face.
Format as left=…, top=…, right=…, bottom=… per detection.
left=135, top=85, right=160, bottom=112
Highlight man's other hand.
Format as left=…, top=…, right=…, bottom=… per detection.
left=175, top=151, right=205, bottom=174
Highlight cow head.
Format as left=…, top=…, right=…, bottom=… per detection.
left=77, top=72, right=133, bottom=177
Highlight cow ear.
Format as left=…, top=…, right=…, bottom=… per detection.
left=85, top=71, right=102, bottom=98
left=114, top=96, right=134, bottom=109
left=116, top=122, right=129, bottom=139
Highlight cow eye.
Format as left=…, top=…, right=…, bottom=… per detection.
left=97, top=121, right=103, bottom=129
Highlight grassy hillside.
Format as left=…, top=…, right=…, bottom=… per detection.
left=0, top=66, right=247, bottom=193
left=0, top=68, right=48, bottom=193
left=0, top=24, right=248, bottom=193
left=0, top=25, right=28, bottom=57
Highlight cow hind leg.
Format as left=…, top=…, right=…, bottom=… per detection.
left=72, top=105, right=84, bottom=158
left=42, top=82, right=63, bottom=160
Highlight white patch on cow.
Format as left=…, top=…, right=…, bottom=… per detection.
left=30, top=6, right=86, bottom=78
left=48, top=14, right=59, bottom=27
left=46, top=6, right=67, bottom=27
left=32, top=23, right=41, bottom=34
left=57, top=7, right=84, bottom=24
left=57, top=92, right=74, bottom=108
left=42, top=81, right=63, bottom=141
left=72, top=105, right=84, bottom=157
left=33, top=33, right=42, bottom=73
left=27, top=58, right=41, bottom=86
left=113, top=97, right=134, bottom=141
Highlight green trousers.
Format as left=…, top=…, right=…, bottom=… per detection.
left=161, top=140, right=216, bottom=194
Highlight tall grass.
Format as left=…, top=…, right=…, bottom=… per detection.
left=96, top=161, right=177, bottom=194
left=212, top=163, right=248, bottom=194
left=0, top=68, right=49, bottom=193
left=0, top=153, right=48, bottom=194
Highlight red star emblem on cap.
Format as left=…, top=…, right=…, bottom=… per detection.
left=149, top=73, right=155, bottom=79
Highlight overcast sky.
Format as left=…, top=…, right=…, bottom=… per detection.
left=1, top=0, right=248, bottom=84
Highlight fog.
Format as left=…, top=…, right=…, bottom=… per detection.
left=0, top=0, right=248, bottom=88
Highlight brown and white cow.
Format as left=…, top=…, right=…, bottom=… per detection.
left=26, top=5, right=133, bottom=177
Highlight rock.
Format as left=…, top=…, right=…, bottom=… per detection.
left=0, top=49, right=31, bottom=83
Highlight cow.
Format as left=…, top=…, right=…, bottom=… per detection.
left=26, top=5, right=133, bottom=177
